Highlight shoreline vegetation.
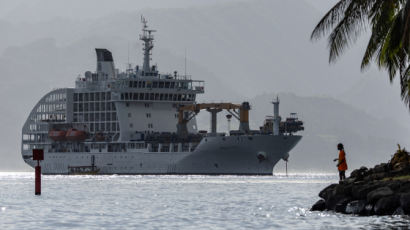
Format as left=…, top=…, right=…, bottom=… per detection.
left=311, top=145, right=410, bottom=215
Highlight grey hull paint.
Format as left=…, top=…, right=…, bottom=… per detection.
left=24, top=135, right=302, bottom=175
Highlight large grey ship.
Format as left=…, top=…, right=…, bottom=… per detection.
left=21, top=18, right=304, bottom=175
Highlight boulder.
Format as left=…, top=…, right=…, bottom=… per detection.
left=364, top=204, right=374, bottom=216
left=398, top=182, right=410, bottom=193
left=345, top=200, right=366, bottom=215
left=325, top=194, right=350, bottom=211
left=399, top=192, right=410, bottom=214
left=319, top=184, right=337, bottom=200
left=373, top=163, right=388, bottom=173
left=311, top=199, right=326, bottom=211
left=374, top=195, right=400, bottom=215
left=393, top=207, right=405, bottom=215
left=351, top=183, right=379, bottom=200
left=335, top=197, right=351, bottom=213
left=367, top=186, right=394, bottom=203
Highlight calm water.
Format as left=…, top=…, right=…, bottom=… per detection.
left=0, top=173, right=409, bottom=230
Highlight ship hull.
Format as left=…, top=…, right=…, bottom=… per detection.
left=23, top=135, right=301, bottom=175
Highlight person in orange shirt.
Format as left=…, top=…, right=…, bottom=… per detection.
left=333, top=143, right=348, bottom=181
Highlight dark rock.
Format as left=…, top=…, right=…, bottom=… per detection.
left=332, top=183, right=354, bottom=197
left=311, top=199, right=326, bottom=211
left=319, top=184, right=337, bottom=200
left=351, top=183, right=379, bottom=200
left=325, top=194, right=349, bottom=211
left=364, top=204, right=374, bottom=216
left=374, top=195, right=400, bottom=215
left=373, top=163, right=388, bottom=173
left=393, top=207, right=405, bottom=215
left=398, top=182, right=410, bottom=193
left=367, top=186, right=394, bottom=203
left=345, top=200, right=366, bottom=215
left=335, top=197, right=351, bottom=213
left=399, top=192, right=410, bottom=214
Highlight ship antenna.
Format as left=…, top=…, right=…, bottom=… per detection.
left=139, top=15, right=156, bottom=74
left=184, top=48, right=187, bottom=77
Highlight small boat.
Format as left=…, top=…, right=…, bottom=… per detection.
left=48, top=130, right=66, bottom=141
left=65, top=128, right=87, bottom=141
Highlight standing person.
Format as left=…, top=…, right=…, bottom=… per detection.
left=333, top=143, right=348, bottom=182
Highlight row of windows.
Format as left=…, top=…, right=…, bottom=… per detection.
left=89, top=122, right=119, bottom=132
left=32, top=113, right=66, bottom=122
left=127, top=80, right=190, bottom=90
left=36, top=103, right=66, bottom=113
left=45, top=92, right=66, bottom=103
left=73, top=112, right=117, bottom=122
left=120, top=92, right=195, bottom=102
left=74, top=92, right=111, bottom=102
left=73, top=102, right=116, bottom=112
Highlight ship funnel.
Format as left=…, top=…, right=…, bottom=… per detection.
left=239, top=102, right=250, bottom=133
left=96, top=48, right=116, bottom=79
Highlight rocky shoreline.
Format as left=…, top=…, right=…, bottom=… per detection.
left=311, top=146, right=410, bottom=215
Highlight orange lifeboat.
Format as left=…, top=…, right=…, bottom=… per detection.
left=48, top=130, right=66, bottom=141
left=65, top=128, right=87, bottom=141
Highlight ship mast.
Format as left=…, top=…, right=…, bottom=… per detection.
left=139, top=16, right=156, bottom=73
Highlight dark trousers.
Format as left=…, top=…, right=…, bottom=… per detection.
left=339, top=170, right=346, bottom=181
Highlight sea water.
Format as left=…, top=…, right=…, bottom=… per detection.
left=0, top=172, right=409, bottom=230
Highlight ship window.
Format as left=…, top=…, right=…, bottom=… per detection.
left=95, top=103, right=100, bottom=111
left=106, top=123, right=110, bottom=131
left=79, top=103, right=83, bottom=112
left=101, top=124, right=105, bottom=131
left=165, top=82, right=170, bottom=88
left=153, top=81, right=158, bottom=88
left=101, top=93, right=106, bottom=100
left=101, top=102, right=106, bottom=110
left=160, top=94, right=164, bottom=100
left=129, top=81, right=132, bottom=88
left=133, top=81, right=137, bottom=88
left=79, top=93, right=83, bottom=101
left=164, top=94, right=168, bottom=100
left=146, top=113, right=151, bottom=118
left=150, top=93, right=154, bottom=100
left=95, top=123, right=100, bottom=131
left=90, top=93, right=94, bottom=101
left=84, top=113, right=89, bottom=122
left=74, top=103, right=78, bottom=112
left=107, top=102, right=111, bottom=111
left=139, top=93, right=144, bottom=100
left=133, top=93, right=138, bottom=100
left=144, top=103, right=150, bottom=108
left=121, top=93, right=124, bottom=100
left=90, top=113, right=94, bottom=121
left=170, top=82, right=175, bottom=88
left=126, top=102, right=129, bottom=107
left=125, top=93, right=129, bottom=100
left=138, top=81, right=142, bottom=88
left=101, top=113, right=105, bottom=121
left=84, top=103, right=89, bottom=112
left=106, top=92, right=111, bottom=100
left=159, top=82, right=164, bottom=88
left=90, top=123, right=94, bottom=132
left=142, top=81, right=146, bottom=88
left=84, top=93, right=89, bottom=101
left=95, top=113, right=100, bottom=120
left=95, top=93, right=100, bottom=101
left=112, top=123, right=116, bottom=131
left=145, top=93, right=149, bottom=100
left=74, top=93, right=78, bottom=102
left=130, top=123, right=133, bottom=128
left=173, top=94, right=177, bottom=101
left=90, top=103, right=94, bottom=111
left=112, top=112, right=117, bottom=120
left=106, top=112, right=111, bottom=121
left=177, top=94, right=181, bottom=101
left=155, top=93, right=159, bottom=100
left=112, top=102, right=116, bottom=110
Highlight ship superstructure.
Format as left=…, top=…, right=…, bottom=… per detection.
left=21, top=18, right=303, bottom=175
